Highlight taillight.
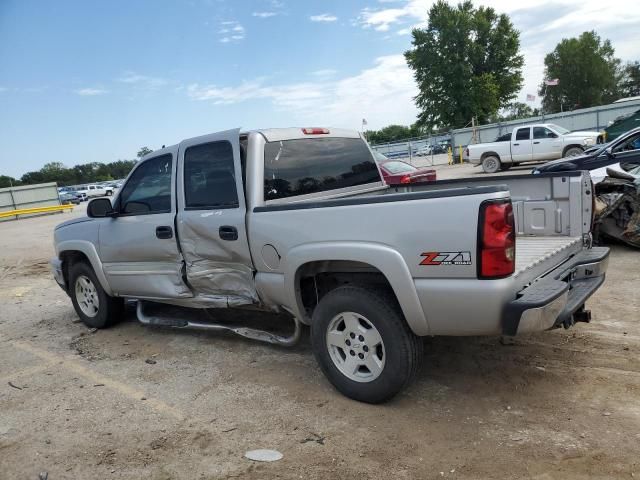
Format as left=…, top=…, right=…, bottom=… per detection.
left=302, top=127, right=329, bottom=135
left=477, top=200, right=515, bottom=279
left=400, top=174, right=412, bottom=184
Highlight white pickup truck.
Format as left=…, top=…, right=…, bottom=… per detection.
left=468, top=124, right=604, bottom=173
left=51, top=127, right=609, bottom=403
left=76, top=183, right=114, bottom=199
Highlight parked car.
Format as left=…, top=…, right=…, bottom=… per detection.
left=52, top=127, right=609, bottom=403
left=604, top=108, right=640, bottom=142
left=59, top=192, right=82, bottom=205
left=374, top=152, right=436, bottom=185
left=468, top=123, right=604, bottom=173
left=533, top=126, right=640, bottom=183
left=414, top=145, right=433, bottom=156
left=75, top=183, right=114, bottom=198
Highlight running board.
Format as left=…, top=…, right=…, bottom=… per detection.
left=136, top=301, right=302, bottom=347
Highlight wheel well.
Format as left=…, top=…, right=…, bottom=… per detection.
left=562, top=144, right=583, bottom=156
left=59, top=250, right=90, bottom=291
left=296, top=261, right=396, bottom=320
left=480, top=151, right=500, bottom=161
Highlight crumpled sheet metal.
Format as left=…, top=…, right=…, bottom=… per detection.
left=186, top=260, right=259, bottom=306
left=594, top=176, right=640, bottom=248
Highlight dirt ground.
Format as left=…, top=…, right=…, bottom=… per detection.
left=1, top=169, right=639, bottom=479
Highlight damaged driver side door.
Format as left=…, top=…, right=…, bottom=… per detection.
left=176, top=129, right=258, bottom=307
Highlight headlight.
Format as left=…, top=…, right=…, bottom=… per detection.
left=532, top=169, right=541, bottom=174
left=583, top=138, right=595, bottom=145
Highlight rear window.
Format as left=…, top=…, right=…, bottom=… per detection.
left=264, top=137, right=379, bottom=201
left=382, top=161, right=416, bottom=174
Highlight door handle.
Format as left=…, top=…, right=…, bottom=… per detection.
left=533, top=141, right=540, bottom=144
left=219, top=225, right=238, bottom=241
left=155, top=226, right=173, bottom=239
left=513, top=143, right=519, bottom=146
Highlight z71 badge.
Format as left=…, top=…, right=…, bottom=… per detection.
left=420, top=251, right=472, bottom=266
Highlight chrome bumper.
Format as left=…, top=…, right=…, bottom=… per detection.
left=503, top=247, right=610, bottom=335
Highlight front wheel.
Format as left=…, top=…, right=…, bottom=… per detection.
left=563, top=146, right=584, bottom=158
left=481, top=155, right=501, bottom=173
left=311, top=285, right=423, bottom=403
left=69, top=261, right=124, bottom=328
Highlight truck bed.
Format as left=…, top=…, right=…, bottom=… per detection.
left=515, top=235, right=582, bottom=279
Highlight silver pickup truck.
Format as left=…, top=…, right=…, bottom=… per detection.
left=51, top=127, right=609, bottom=403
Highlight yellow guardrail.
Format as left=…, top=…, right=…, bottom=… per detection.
left=0, top=204, right=74, bottom=219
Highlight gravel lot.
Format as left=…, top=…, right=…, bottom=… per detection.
left=1, top=168, right=639, bottom=479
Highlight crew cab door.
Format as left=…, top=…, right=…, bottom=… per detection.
left=511, top=127, right=533, bottom=162
left=176, top=128, right=258, bottom=307
left=532, top=126, right=562, bottom=160
left=99, top=147, right=191, bottom=299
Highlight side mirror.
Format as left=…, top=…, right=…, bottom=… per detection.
left=87, top=198, right=115, bottom=218
left=605, top=146, right=614, bottom=158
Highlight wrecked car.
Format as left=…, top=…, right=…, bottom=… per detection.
left=51, top=127, right=609, bottom=403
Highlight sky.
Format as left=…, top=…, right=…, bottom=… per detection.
left=0, top=0, right=638, bottom=178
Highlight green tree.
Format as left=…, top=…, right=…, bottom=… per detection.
left=539, top=31, right=620, bottom=113
left=365, top=124, right=422, bottom=144
left=137, top=146, right=152, bottom=158
left=405, top=0, right=523, bottom=130
left=498, top=101, right=534, bottom=122
left=107, top=160, right=137, bottom=179
left=619, top=61, right=640, bottom=98
left=0, top=175, right=20, bottom=188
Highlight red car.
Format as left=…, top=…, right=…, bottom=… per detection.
left=374, top=152, right=437, bottom=185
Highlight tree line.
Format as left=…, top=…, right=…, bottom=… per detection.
left=0, top=147, right=153, bottom=189
left=367, top=0, right=640, bottom=144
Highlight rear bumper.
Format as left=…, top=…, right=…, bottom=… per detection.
left=503, top=247, right=610, bottom=335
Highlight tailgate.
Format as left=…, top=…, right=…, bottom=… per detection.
left=514, top=235, right=583, bottom=283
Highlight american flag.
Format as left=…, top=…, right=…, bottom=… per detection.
left=526, top=94, right=536, bottom=102
left=545, top=78, right=559, bottom=86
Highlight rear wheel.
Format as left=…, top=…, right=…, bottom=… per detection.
left=69, top=261, right=123, bottom=328
left=311, top=285, right=423, bottom=403
left=481, top=155, right=501, bottom=173
left=564, top=146, right=583, bottom=158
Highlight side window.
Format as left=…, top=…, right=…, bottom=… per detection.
left=264, top=137, right=379, bottom=201
left=533, top=127, right=556, bottom=139
left=118, top=154, right=172, bottom=215
left=184, top=141, right=239, bottom=210
left=515, top=128, right=530, bottom=141
left=612, top=133, right=640, bottom=153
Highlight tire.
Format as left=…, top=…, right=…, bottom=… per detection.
left=500, top=163, right=513, bottom=171
left=563, top=146, right=583, bottom=158
left=481, top=155, right=501, bottom=173
left=311, top=285, right=423, bottom=403
left=69, top=261, right=124, bottom=329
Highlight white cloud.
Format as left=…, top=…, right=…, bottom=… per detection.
left=218, top=20, right=245, bottom=43
left=311, top=69, right=338, bottom=77
left=253, top=11, right=277, bottom=18
left=310, top=13, right=338, bottom=22
left=75, top=88, right=108, bottom=96
left=357, top=0, right=640, bottom=106
left=187, top=55, right=418, bottom=129
left=117, top=72, right=168, bottom=89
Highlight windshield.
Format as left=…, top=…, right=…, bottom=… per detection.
left=548, top=124, right=570, bottom=135
left=382, top=161, right=417, bottom=174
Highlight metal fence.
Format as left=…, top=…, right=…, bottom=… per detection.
left=0, top=182, right=61, bottom=222
left=371, top=99, right=640, bottom=161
